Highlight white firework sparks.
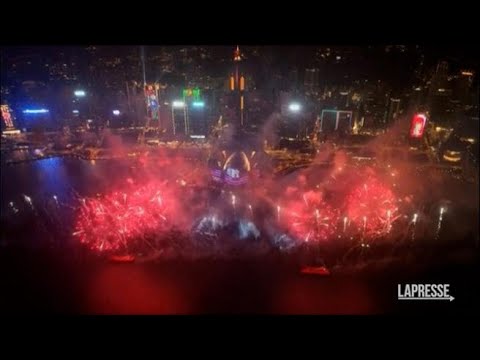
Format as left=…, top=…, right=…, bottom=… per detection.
left=436, top=207, right=446, bottom=239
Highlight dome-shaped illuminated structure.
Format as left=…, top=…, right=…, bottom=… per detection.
left=207, top=124, right=271, bottom=186
left=224, top=151, right=251, bottom=172
left=223, top=151, right=251, bottom=186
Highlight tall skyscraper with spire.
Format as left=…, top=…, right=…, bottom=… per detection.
left=228, top=46, right=246, bottom=127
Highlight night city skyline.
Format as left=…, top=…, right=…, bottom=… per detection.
left=1, top=43, right=478, bottom=315
left=1, top=45, right=478, bottom=137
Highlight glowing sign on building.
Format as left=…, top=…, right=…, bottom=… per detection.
left=172, top=101, right=185, bottom=108
left=1, top=105, right=15, bottom=128
left=192, top=101, right=205, bottom=108
left=145, top=84, right=159, bottom=120
left=410, top=113, right=427, bottom=138
left=182, top=88, right=200, bottom=101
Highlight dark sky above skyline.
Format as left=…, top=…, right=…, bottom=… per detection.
left=1, top=45, right=477, bottom=93
left=2, top=44, right=477, bottom=65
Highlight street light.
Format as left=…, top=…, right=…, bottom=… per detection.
left=112, top=110, right=121, bottom=116
left=288, top=102, right=301, bottom=112
left=74, top=90, right=86, bottom=97
left=172, top=100, right=185, bottom=108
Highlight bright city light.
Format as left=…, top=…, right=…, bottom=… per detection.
left=460, top=137, right=475, bottom=144
left=74, top=90, right=86, bottom=97
left=72, top=110, right=79, bottom=114
left=410, top=113, right=427, bottom=138
left=2, top=129, right=21, bottom=135
left=192, top=101, right=205, bottom=108
left=172, top=100, right=185, bottom=108
left=112, top=110, right=120, bottom=116
left=443, top=151, right=461, bottom=162
left=288, top=103, right=301, bottom=112
left=23, top=109, right=49, bottom=114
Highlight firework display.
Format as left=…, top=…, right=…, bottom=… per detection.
left=66, top=160, right=431, bottom=258
left=72, top=180, right=176, bottom=253
left=1, top=44, right=478, bottom=317
left=0, top=147, right=462, bottom=268
left=345, top=177, right=400, bottom=238
left=58, top=159, right=452, bottom=258
left=280, top=190, right=339, bottom=243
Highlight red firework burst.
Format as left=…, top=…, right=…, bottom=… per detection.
left=281, top=190, right=339, bottom=242
left=73, top=181, right=175, bottom=253
left=346, top=176, right=399, bottom=237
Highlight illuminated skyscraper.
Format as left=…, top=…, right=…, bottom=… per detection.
left=1, top=104, right=16, bottom=130
left=228, top=46, right=247, bottom=127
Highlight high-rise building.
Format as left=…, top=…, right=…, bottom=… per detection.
left=429, top=89, right=453, bottom=125
left=288, top=67, right=299, bottom=91
left=227, top=46, right=247, bottom=127
left=320, top=109, right=352, bottom=135
left=385, top=98, right=401, bottom=124
left=427, top=61, right=457, bottom=125
left=171, top=100, right=188, bottom=136
left=413, top=53, right=425, bottom=81
left=339, top=91, right=350, bottom=109
left=428, top=60, right=449, bottom=98
left=1, top=104, right=16, bottom=130
left=183, top=88, right=208, bottom=136
left=360, top=83, right=390, bottom=129
left=455, top=70, right=474, bottom=106
left=304, top=68, right=319, bottom=95
left=188, top=102, right=207, bottom=136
